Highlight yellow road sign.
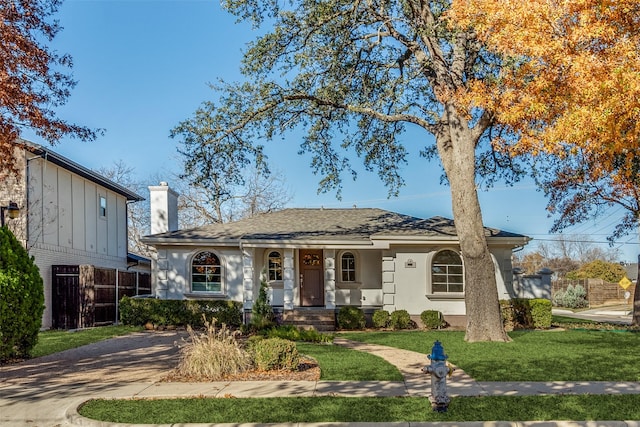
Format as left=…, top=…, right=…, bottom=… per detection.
left=619, top=276, right=632, bottom=290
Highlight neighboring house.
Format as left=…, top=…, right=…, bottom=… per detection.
left=1, top=140, right=150, bottom=329
left=142, top=183, right=531, bottom=328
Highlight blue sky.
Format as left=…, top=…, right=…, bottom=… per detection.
left=21, top=0, right=639, bottom=263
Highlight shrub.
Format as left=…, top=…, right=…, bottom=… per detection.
left=337, top=306, right=365, bottom=330
left=501, top=298, right=552, bottom=330
left=552, top=289, right=565, bottom=307
left=119, top=297, right=242, bottom=328
left=562, top=284, right=588, bottom=309
left=552, top=285, right=588, bottom=309
left=250, top=277, right=275, bottom=330
left=390, top=309, right=412, bottom=330
left=420, top=310, right=445, bottom=329
left=372, top=309, right=390, bottom=328
left=175, top=317, right=252, bottom=380
left=0, top=227, right=44, bottom=362
left=259, top=325, right=333, bottom=343
left=530, top=299, right=552, bottom=329
left=248, top=337, right=300, bottom=371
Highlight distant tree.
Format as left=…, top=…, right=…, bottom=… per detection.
left=0, top=0, right=99, bottom=179
left=516, top=236, right=620, bottom=278
left=172, top=168, right=292, bottom=228
left=566, top=260, right=627, bottom=283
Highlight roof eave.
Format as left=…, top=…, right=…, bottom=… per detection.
left=22, top=141, right=145, bottom=202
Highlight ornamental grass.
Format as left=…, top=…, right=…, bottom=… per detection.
left=175, top=317, right=252, bottom=380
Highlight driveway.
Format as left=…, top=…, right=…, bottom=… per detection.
left=0, top=330, right=186, bottom=386
left=0, top=330, right=187, bottom=426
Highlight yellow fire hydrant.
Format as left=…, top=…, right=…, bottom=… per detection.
left=422, top=340, right=454, bottom=412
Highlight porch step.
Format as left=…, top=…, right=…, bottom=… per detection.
left=281, top=309, right=336, bottom=332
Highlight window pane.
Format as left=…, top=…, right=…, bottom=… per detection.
left=450, top=275, right=464, bottom=284
left=450, top=283, right=464, bottom=293
left=434, top=250, right=462, bottom=265
left=432, top=283, right=447, bottom=293
left=432, top=274, right=447, bottom=283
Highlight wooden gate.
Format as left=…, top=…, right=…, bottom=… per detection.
left=52, top=265, right=80, bottom=329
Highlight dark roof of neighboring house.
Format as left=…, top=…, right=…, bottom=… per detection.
left=143, top=208, right=530, bottom=246
left=22, top=140, right=144, bottom=202
left=127, top=252, right=151, bottom=266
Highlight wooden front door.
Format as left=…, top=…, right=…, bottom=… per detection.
left=299, top=249, right=324, bottom=307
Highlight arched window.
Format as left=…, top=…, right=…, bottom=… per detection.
left=431, top=250, right=464, bottom=293
left=268, top=250, right=283, bottom=281
left=341, top=251, right=356, bottom=282
left=191, top=251, right=222, bottom=293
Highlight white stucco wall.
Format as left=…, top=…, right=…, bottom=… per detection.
left=382, top=245, right=515, bottom=317
left=152, top=243, right=518, bottom=319
left=153, top=246, right=244, bottom=303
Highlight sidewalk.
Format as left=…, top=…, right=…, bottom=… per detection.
left=2, top=333, right=640, bottom=426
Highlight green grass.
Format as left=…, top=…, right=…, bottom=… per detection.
left=337, top=329, right=640, bottom=381
left=31, top=325, right=143, bottom=358
left=296, top=342, right=403, bottom=380
left=79, top=395, right=640, bottom=424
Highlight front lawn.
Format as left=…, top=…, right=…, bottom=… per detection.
left=31, top=325, right=142, bottom=358
left=79, top=395, right=640, bottom=424
left=338, top=328, right=640, bottom=381
left=297, top=342, right=403, bottom=380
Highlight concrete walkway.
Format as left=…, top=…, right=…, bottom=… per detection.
left=2, top=333, right=640, bottom=426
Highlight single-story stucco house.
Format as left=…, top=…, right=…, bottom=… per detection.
left=141, top=183, right=531, bottom=328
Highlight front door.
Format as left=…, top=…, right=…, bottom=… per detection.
left=299, top=249, right=324, bottom=307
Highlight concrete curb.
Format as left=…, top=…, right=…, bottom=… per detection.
left=65, top=400, right=640, bottom=427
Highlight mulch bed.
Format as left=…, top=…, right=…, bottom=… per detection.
left=162, top=356, right=320, bottom=382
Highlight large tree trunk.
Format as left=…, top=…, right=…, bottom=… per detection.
left=437, top=109, right=510, bottom=342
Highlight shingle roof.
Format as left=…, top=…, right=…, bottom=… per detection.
left=143, top=208, right=528, bottom=244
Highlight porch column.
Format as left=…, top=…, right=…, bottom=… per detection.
left=283, top=249, right=294, bottom=310
left=324, top=250, right=336, bottom=309
left=242, top=248, right=255, bottom=311
left=382, top=255, right=396, bottom=312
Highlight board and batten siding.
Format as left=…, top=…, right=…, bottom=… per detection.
left=27, top=158, right=128, bottom=258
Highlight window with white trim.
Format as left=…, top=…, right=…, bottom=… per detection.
left=340, top=251, right=356, bottom=282
left=431, top=250, right=464, bottom=293
left=191, top=251, right=223, bottom=293
left=267, top=250, right=283, bottom=281
left=99, top=195, right=107, bottom=218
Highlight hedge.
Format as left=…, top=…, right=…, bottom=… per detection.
left=500, top=298, right=552, bottom=330
left=119, top=297, right=242, bottom=328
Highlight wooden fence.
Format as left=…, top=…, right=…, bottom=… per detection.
left=552, top=278, right=635, bottom=307
left=54, top=264, right=151, bottom=329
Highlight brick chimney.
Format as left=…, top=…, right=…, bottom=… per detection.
left=149, top=181, right=179, bottom=234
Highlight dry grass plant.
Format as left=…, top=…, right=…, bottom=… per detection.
left=175, top=317, right=252, bottom=380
